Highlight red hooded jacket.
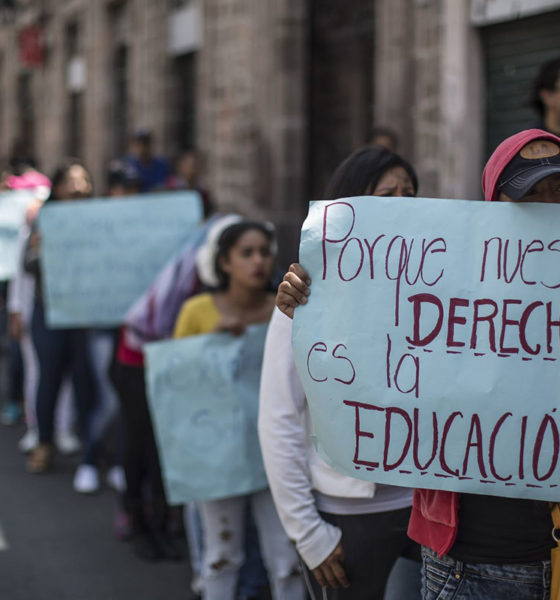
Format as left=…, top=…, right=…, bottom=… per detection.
left=407, top=128, right=560, bottom=556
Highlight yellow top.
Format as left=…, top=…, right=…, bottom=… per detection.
left=173, top=293, right=221, bottom=338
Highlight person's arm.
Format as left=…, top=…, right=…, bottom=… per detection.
left=23, top=225, right=40, bottom=276
left=276, top=263, right=311, bottom=319
left=258, top=308, right=345, bottom=577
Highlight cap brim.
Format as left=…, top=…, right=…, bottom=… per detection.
left=502, top=164, right=560, bottom=200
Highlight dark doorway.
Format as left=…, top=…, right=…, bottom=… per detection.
left=308, top=0, right=375, bottom=198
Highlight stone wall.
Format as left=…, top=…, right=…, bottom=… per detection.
left=0, top=0, right=488, bottom=259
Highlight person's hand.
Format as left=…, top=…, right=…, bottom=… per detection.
left=311, top=542, right=349, bottom=589
left=28, top=230, right=40, bottom=249
left=276, top=263, right=311, bottom=319
left=213, top=315, right=245, bottom=336
left=8, top=313, right=22, bottom=341
left=26, top=200, right=41, bottom=225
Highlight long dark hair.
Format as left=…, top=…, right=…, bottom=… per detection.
left=47, top=158, right=91, bottom=202
left=530, top=57, right=560, bottom=118
left=214, top=221, right=275, bottom=291
left=324, top=146, right=418, bottom=199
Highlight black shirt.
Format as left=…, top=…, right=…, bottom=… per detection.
left=449, top=494, right=554, bottom=564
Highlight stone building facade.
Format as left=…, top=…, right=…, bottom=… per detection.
left=0, top=0, right=559, bottom=263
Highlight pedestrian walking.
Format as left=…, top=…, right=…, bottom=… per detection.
left=24, top=160, right=95, bottom=474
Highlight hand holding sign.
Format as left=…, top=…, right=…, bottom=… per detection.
left=276, top=263, right=311, bottom=318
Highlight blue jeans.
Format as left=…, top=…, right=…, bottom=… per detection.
left=31, top=300, right=93, bottom=444
left=422, top=546, right=550, bottom=600
left=83, top=330, right=120, bottom=465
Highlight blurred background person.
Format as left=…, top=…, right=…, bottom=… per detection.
left=73, top=160, right=141, bottom=494
left=123, top=128, right=171, bottom=193
left=24, top=160, right=95, bottom=474
left=530, top=56, right=560, bottom=136
left=6, top=169, right=80, bottom=456
left=368, top=126, right=399, bottom=153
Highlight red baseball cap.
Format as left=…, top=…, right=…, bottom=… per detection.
left=482, top=129, right=560, bottom=201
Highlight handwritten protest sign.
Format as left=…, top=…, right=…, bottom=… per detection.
left=0, top=190, right=34, bottom=280
left=39, top=191, right=202, bottom=327
left=293, top=196, right=560, bottom=501
left=145, top=324, right=269, bottom=504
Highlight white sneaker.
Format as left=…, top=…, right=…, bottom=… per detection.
left=18, top=428, right=39, bottom=453
left=55, top=431, right=81, bottom=455
left=73, top=464, right=100, bottom=494
left=106, top=466, right=126, bottom=493
left=191, top=575, right=203, bottom=596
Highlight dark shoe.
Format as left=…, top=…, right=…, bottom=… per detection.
left=132, top=530, right=161, bottom=562
left=152, top=530, right=185, bottom=561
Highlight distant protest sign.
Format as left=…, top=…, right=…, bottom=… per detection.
left=293, top=196, right=560, bottom=501
left=0, top=190, right=34, bottom=280
left=145, top=324, right=269, bottom=504
left=39, top=191, right=202, bottom=327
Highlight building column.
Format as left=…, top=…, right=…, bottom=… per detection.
left=373, top=0, right=414, bottom=160
left=439, top=0, right=484, bottom=200
left=84, top=1, right=109, bottom=193
left=197, top=0, right=308, bottom=266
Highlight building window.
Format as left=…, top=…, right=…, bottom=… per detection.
left=111, top=44, right=128, bottom=157
left=172, top=52, right=197, bottom=151
left=17, top=71, right=34, bottom=159
left=65, top=20, right=85, bottom=158
left=107, top=1, right=129, bottom=159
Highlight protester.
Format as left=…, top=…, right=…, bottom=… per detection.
left=409, top=128, right=560, bottom=600
left=167, top=149, right=214, bottom=218
left=106, top=159, right=142, bottom=197
left=123, top=128, right=170, bottom=193
left=368, top=126, right=399, bottom=153
left=111, top=320, right=182, bottom=559
left=0, top=279, right=23, bottom=425
left=260, top=146, right=422, bottom=600
left=0, top=276, right=22, bottom=426
left=275, top=131, right=560, bottom=599
left=173, top=218, right=305, bottom=600
left=72, top=161, right=143, bottom=495
left=7, top=179, right=80, bottom=455
left=24, top=160, right=95, bottom=474
left=530, top=57, right=560, bottom=136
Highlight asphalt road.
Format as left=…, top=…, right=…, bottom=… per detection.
left=0, top=423, right=194, bottom=600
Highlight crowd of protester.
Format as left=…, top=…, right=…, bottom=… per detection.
left=0, top=56, right=559, bottom=600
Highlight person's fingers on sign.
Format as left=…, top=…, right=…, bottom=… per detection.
left=276, top=263, right=311, bottom=319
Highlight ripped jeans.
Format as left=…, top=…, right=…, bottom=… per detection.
left=199, top=488, right=306, bottom=600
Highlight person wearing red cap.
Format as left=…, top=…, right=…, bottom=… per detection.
left=409, top=128, right=560, bottom=599
left=275, top=129, right=560, bottom=599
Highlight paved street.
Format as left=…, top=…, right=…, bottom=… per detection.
left=0, top=423, right=194, bottom=600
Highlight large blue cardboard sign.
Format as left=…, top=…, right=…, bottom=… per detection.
left=293, top=197, right=560, bottom=501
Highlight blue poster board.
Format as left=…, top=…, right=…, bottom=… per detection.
left=145, top=324, right=269, bottom=504
left=38, top=191, right=202, bottom=327
left=293, top=196, right=560, bottom=501
left=0, top=190, right=34, bottom=280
